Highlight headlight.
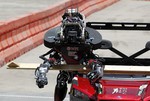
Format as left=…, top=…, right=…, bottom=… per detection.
left=72, top=89, right=90, bottom=100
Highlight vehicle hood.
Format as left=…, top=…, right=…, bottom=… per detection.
left=98, top=79, right=149, bottom=100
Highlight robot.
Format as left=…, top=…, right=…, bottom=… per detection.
left=35, top=8, right=104, bottom=101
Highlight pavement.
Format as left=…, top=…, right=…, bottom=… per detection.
left=0, top=0, right=63, bottom=21
left=0, top=0, right=150, bottom=101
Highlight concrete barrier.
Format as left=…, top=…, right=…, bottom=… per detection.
left=0, top=0, right=119, bottom=67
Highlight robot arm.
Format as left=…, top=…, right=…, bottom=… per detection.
left=87, top=59, right=104, bottom=83
left=35, top=49, right=61, bottom=88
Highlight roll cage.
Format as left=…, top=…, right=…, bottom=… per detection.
left=86, top=22, right=150, bottom=66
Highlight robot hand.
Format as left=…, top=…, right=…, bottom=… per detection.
left=35, top=61, right=51, bottom=88
left=87, top=63, right=103, bottom=83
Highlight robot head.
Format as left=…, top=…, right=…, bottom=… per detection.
left=62, top=8, right=83, bottom=21
left=63, top=22, right=82, bottom=43
left=65, top=8, right=78, bottom=18
left=60, top=8, right=85, bottom=43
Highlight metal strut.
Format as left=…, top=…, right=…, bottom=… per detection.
left=86, top=22, right=150, bottom=66
left=86, top=22, right=150, bottom=30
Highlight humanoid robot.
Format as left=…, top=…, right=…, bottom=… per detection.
left=35, top=8, right=104, bottom=101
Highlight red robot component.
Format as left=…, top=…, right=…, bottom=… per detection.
left=70, top=76, right=150, bottom=101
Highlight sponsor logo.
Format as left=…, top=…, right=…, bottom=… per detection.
left=112, top=88, right=127, bottom=94
left=67, top=47, right=79, bottom=51
left=68, top=51, right=76, bottom=56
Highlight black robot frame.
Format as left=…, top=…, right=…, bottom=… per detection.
left=86, top=22, right=150, bottom=66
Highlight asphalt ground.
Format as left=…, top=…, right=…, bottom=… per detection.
left=1, top=0, right=150, bottom=101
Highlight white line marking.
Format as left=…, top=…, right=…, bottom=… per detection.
left=0, top=94, right=69, bottom=100
left=0, top=94, right=51, bottom=99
